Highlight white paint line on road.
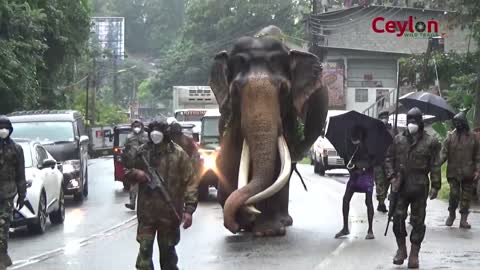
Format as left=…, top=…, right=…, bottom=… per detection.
left=312, top=174, right=360, bottom=270
left=11, top=215, right=137, bottom=269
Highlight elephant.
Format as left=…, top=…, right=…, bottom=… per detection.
left=208, top=25, right=328, bottom=237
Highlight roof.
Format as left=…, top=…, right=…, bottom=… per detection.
left=8, top=110, right=81, bottom=122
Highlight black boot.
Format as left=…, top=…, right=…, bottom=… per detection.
left=125, top=203, right=135, bottom=210
left=377, top=202, right=388, bottom=213
left=393, top=237, right=408, bottom=265
left=408, top=243, right=420, bottom=269
left=460, top=213, right=471, bottom=229
left=445, top=210, right=456, bottom=227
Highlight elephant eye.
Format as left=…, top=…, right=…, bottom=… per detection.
left=229, top=54, right=249, bottom=76
left=267, top=53, right=289, bottom=74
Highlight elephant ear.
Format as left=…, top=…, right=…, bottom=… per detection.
left=289, top=50, right=323, bottom=120
left=208, top=51, right=230, bottom=110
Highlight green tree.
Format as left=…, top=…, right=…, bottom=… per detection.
left=154, top=0, right=310, bottom=111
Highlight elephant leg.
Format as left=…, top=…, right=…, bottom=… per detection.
left=277, top=179, right=293, bottom=227
left=251, top=159, right=290, bottom=237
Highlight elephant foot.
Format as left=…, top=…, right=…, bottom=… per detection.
left=280, top=214, right=293, bottom=227
left=253, top=217, right=287, bottom=237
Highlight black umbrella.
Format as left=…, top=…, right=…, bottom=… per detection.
left=399, top=91, right=456, bottom=121
left=325, top=111, right=393, bottom=166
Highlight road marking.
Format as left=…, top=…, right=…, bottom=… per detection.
left=305, top=174, right=360, bottom=270
left=11, top=216, right=137, bottom=269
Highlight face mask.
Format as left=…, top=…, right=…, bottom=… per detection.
left=133, top=127, right=141, bottom=134
left=381, top=119, right=388, bottom=125
left=351, top=139, right=360, bottom=145
left=407, top=123, right=419, bottom=134
left=150, top=131, right=164, bottom=144
left=0, top=128, right=9, bottom=139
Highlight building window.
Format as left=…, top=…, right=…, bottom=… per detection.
left=355, top=89, right=368, bottom=102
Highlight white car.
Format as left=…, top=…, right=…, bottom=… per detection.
left=11, top=140, right=65, bottom=234
left=310, top=110, right=348, bottom=175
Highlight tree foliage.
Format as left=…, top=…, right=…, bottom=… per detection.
left=0, top=0, right=91, bottom=114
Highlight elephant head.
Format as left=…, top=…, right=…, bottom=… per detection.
left=209, top=28, right=326, bottom=233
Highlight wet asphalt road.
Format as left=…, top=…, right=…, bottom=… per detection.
left=8, top=159, right=480, bottom=270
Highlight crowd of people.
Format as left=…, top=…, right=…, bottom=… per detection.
left=0, top=107, right=478, bottom=269
left=334, top=107, right=479, bottom=269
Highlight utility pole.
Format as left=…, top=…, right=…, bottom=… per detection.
left=112, top=54, right=118, bottom=104
left=85, top=74, right=90, bottom=126
left=474, top=68, right=480, bottom=129
left=91, top=59, right=98, bottom=126
left=312, top=0, right=318, bottom=14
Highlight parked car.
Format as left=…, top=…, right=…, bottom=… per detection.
left=11, top=140, right=65, bottom=234
left=8, top=110, right=90, bottom=202
left=310, top=110, right=348, bottom=176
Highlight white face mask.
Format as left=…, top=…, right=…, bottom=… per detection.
left=407, top=123, right=419, bottom=134
left=150, top=131, right=164, bottom=144
left=381, top=119, right=388, bottom=125
left=352, top=139, right=360, bottom=145
left=133, top=127, right=141, bottom=134
left=0, top=128, right=9, bottom=139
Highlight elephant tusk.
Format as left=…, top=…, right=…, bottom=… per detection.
left=238, top=139, right=261, bottom=215
left=245, top=135, right=291, bottom=205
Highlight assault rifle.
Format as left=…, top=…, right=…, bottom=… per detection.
left=140, top=154, right=181, bottom=222
left=384, top=169, right=404, bottom=236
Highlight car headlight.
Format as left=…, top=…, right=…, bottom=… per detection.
left=62, top=164, right=75, bottom=174
left=26, top=179, right=33, bottom=188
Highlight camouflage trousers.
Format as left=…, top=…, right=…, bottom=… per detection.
left=448, top=177, right=474, bottom=214
left=0, top=199, right=13, bottom=253
left=393, top=194, right=427, bottom=245
left=136, top=222, right=180, bottom=270
left=129, top=184, right=139, bottom=206
left=374, top=166, right=389, bottom=203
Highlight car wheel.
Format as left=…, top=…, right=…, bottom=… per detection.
left=28, top=191, right=47, bottom=234
left=198, top=183, right=209, bottom=201
left=318, top=161, right=326, bottom=176
left=50, top=186, right=65, bottom=225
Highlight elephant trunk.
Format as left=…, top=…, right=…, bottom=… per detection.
left=223, top=74, right=281, bottom=233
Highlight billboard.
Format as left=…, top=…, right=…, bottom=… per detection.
left=323, top=62, right=345, bottom=107
left=91, top=17, right=125, bottom=60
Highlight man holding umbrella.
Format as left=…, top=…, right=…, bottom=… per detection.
left=385, top=107, right=442, bottom=269
left=440, top=111, right=480, bottom=229
left=326, top=111, right=393, bottom=240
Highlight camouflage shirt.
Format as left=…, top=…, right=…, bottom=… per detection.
left=440, top=130, right=480, bottom=178
left=121, top=132, right=149, bottom=173
left=0, top=139, right=26, bottom=200
left=126, top=141, right=198, bottom=227
left=385, top=130, right=442, bottom=193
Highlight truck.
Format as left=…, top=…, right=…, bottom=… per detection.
left=172, top=86, right=219, bottom=140
left=197, top=109, right=221, bottom=200
left=88, top=125, right=114, bottom=158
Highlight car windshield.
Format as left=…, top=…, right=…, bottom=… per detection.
left=12, top=122, right=75, bottom=144
left=18, top=143, right=33, bottom=168
left=201, top=117, right=219, bottom=145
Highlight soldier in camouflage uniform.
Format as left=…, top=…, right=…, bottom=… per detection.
left=374, top=110, right=395, bottom=213
left=385, top=107, right=441, bottom=269
left=123, top=120, right=149, bottom=210
left=440, top=111, right=480, bottom=229
left=124, top=120, right=198, bottom=270
left=0, top=116, right=26, bottom=269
